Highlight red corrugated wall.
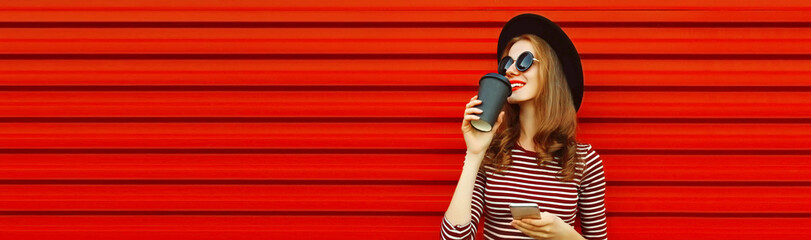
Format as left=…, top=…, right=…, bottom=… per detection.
left=1, top=0, right=810, bottom=239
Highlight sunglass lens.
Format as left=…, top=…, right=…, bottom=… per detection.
left=498, top=57, right=513, bottom=75
left=516, top=52, right=534, bottom=71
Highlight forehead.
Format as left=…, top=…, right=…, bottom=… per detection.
left=507, top=39, right=536, bottom=58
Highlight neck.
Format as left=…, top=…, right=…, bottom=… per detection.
left=517, top=101, right=539, bottom=150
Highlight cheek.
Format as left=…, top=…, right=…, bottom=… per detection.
left=524, top=73, right=541, bottom=91
left=523, top=69, right=540, bottom=86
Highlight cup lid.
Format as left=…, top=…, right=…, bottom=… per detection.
left=479, top=73, right=511, bottom=92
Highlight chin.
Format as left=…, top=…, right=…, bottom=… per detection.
left=507, top=95, right=530, bottom=104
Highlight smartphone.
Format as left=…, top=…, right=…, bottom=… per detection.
left=509, top=203, right=541, bottom=220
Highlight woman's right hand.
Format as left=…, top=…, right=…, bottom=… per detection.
left=461, top=95, right=505, bottom=157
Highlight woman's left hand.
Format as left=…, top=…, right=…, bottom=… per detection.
left=511, top=212, right=582, bottom=240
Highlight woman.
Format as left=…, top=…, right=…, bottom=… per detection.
left=440, top=14, right=607, bottom=240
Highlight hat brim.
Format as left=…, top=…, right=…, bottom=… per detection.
left=497, top=13, right=583, bottom=112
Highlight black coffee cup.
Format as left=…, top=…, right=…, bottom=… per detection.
left=471, top=73, right=511, bottom=132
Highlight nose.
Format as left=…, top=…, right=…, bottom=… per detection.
left=504, top=61, right=520, bottom=77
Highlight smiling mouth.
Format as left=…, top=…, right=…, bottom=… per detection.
left=511, top=82, right=525, bottom=91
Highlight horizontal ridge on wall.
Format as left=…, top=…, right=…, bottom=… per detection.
left=1, top=211, right=810, bottom=218
left=1, top=154, right=809, bottom=183
left=2, top=10, right=810, bottom=24
left=2, top=22, right=811, bottom=28
left=2, top=0, right=811, bottom=10
left=0, top=180, right=809, bottom=186
left=0, top=117, right=810, bottom=124
left=2, top=91, right=809, bottom=120
left=2, top=53, right=811, bottom=60
left=1, top=217, right=808, bottom=239
left=2, top=149, right=811, bottom=155
left=3, top=86, right=811, bottom=91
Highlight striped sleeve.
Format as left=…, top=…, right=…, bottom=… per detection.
left=578, top=144, right=608, bottom=240
left=440, top=171, right=486, bottom=240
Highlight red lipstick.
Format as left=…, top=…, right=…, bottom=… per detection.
left=510, top=80, right=526, bottom=92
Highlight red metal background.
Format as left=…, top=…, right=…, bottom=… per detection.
left=1, top=0, right=811, bottom=239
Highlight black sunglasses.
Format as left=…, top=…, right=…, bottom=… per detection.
left=498, top=51, right=540, bottom=76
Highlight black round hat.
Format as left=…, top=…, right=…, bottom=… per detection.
left=497, top=13, right=584, bottom=112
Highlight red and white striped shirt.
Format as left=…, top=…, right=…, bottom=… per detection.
left=441, top=143, right=608, bottom=240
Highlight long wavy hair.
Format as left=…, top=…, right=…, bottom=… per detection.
left=481, top=34, right=582, bottom=182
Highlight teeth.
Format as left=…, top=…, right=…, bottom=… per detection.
left=511, top=83, right=525, bottom=88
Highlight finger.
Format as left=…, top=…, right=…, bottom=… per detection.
left=465, top=100, right=483, bottom=108
left=511, top=220, right=531, bottom=233
left=520, top=218, right=545, bottom=227
left=462, top=115, right=481, bottom=130
left=512, top=219, right=537, bottom=231
left=464, top=108, right=483, bottom=115
left=463, top=115, right=481, bottom=121
left=511, top=221, right=540, bottom=238
left=535, top=212, right=556, bottom=226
